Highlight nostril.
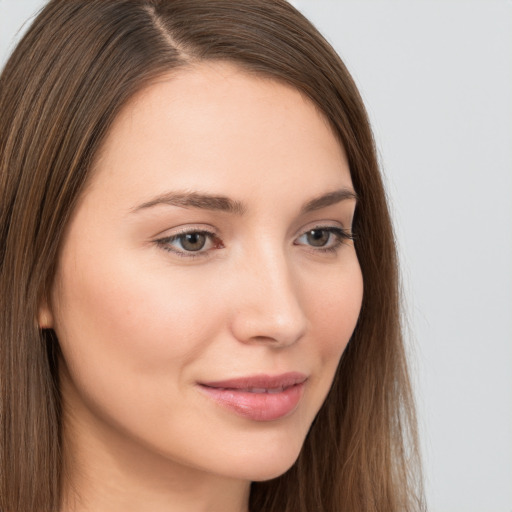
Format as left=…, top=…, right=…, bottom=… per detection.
left=230, top=304, right=307, bottom=348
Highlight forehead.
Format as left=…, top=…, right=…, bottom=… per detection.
left=89, top=61, right=351, bottom=205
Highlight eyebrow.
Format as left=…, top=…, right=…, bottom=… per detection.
left=300, top=188, right=358, bottom=214
left=130, top=188, right=357, bottom=215
left=131, top=191, right=246, bottom=215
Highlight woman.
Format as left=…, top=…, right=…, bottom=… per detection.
left=0, top=1, right=424, bottom=511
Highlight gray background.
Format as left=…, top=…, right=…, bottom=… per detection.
left=1, top=1, right=511, bottom=511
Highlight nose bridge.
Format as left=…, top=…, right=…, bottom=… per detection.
left=230, top=239, right=307, bottom=347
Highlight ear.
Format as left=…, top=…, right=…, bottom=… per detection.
left=37, top=297, right=54, bottom=330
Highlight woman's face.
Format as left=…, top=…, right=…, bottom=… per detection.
left=41, top=63, right=363, bottom=485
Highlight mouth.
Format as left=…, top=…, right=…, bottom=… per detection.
left=197, top=372, right=307, bottom=422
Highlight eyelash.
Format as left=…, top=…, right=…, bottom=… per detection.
left=155, top=225, right=354, bottom=259
left=156, top=228, right=222, bottom=259
left=295, top=226, right=354, bottom=254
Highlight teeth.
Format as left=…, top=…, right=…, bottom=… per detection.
left=206, top=385, right=289, bottom=393
left=242, top=387, right=285, bottom=394
left=267, top=387, right=284, bottom=394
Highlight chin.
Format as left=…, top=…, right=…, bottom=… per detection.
left=218, top=437, right=304, bottom=482
left=249, top=459, right=299, bottom=482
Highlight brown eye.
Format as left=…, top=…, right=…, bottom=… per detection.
left=295, top=226, right=352, bottom=252
left=157, top=230, right=220, bottom=257
left=179, top=232, right=207, bottom=251
left=305, top=229, right=330, bottom=247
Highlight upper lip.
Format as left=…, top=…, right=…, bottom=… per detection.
left=199, top=372, right=307, bottom=390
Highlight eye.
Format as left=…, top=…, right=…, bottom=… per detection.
left=295, top=226, right=353, bottom=252
left=156, top=229, right=222, bottom=257
left=304, top=229, right=331, bottom=247
left=177, top=232, right=208, bottom=251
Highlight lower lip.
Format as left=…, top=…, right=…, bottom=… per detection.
left=198, top=382, right=305, bottom=422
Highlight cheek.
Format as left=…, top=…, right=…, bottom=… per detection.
left=51, top=246, right=225, bottom=390
left=51, top=248, right=233, bottom=454
left=309, top=261, right=363, bottom=359
left=291, top=256, right=363, bottom=413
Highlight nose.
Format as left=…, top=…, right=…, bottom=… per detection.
left=228, top=247, right=308, bottom=348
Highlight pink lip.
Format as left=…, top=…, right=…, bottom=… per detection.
left=198, top=372, right=307, bottom=422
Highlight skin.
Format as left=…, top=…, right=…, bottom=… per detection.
left=39, top=62, right=363, bottom=512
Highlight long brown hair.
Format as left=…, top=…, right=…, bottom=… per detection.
left=0, top=1, right=424, bottom=511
